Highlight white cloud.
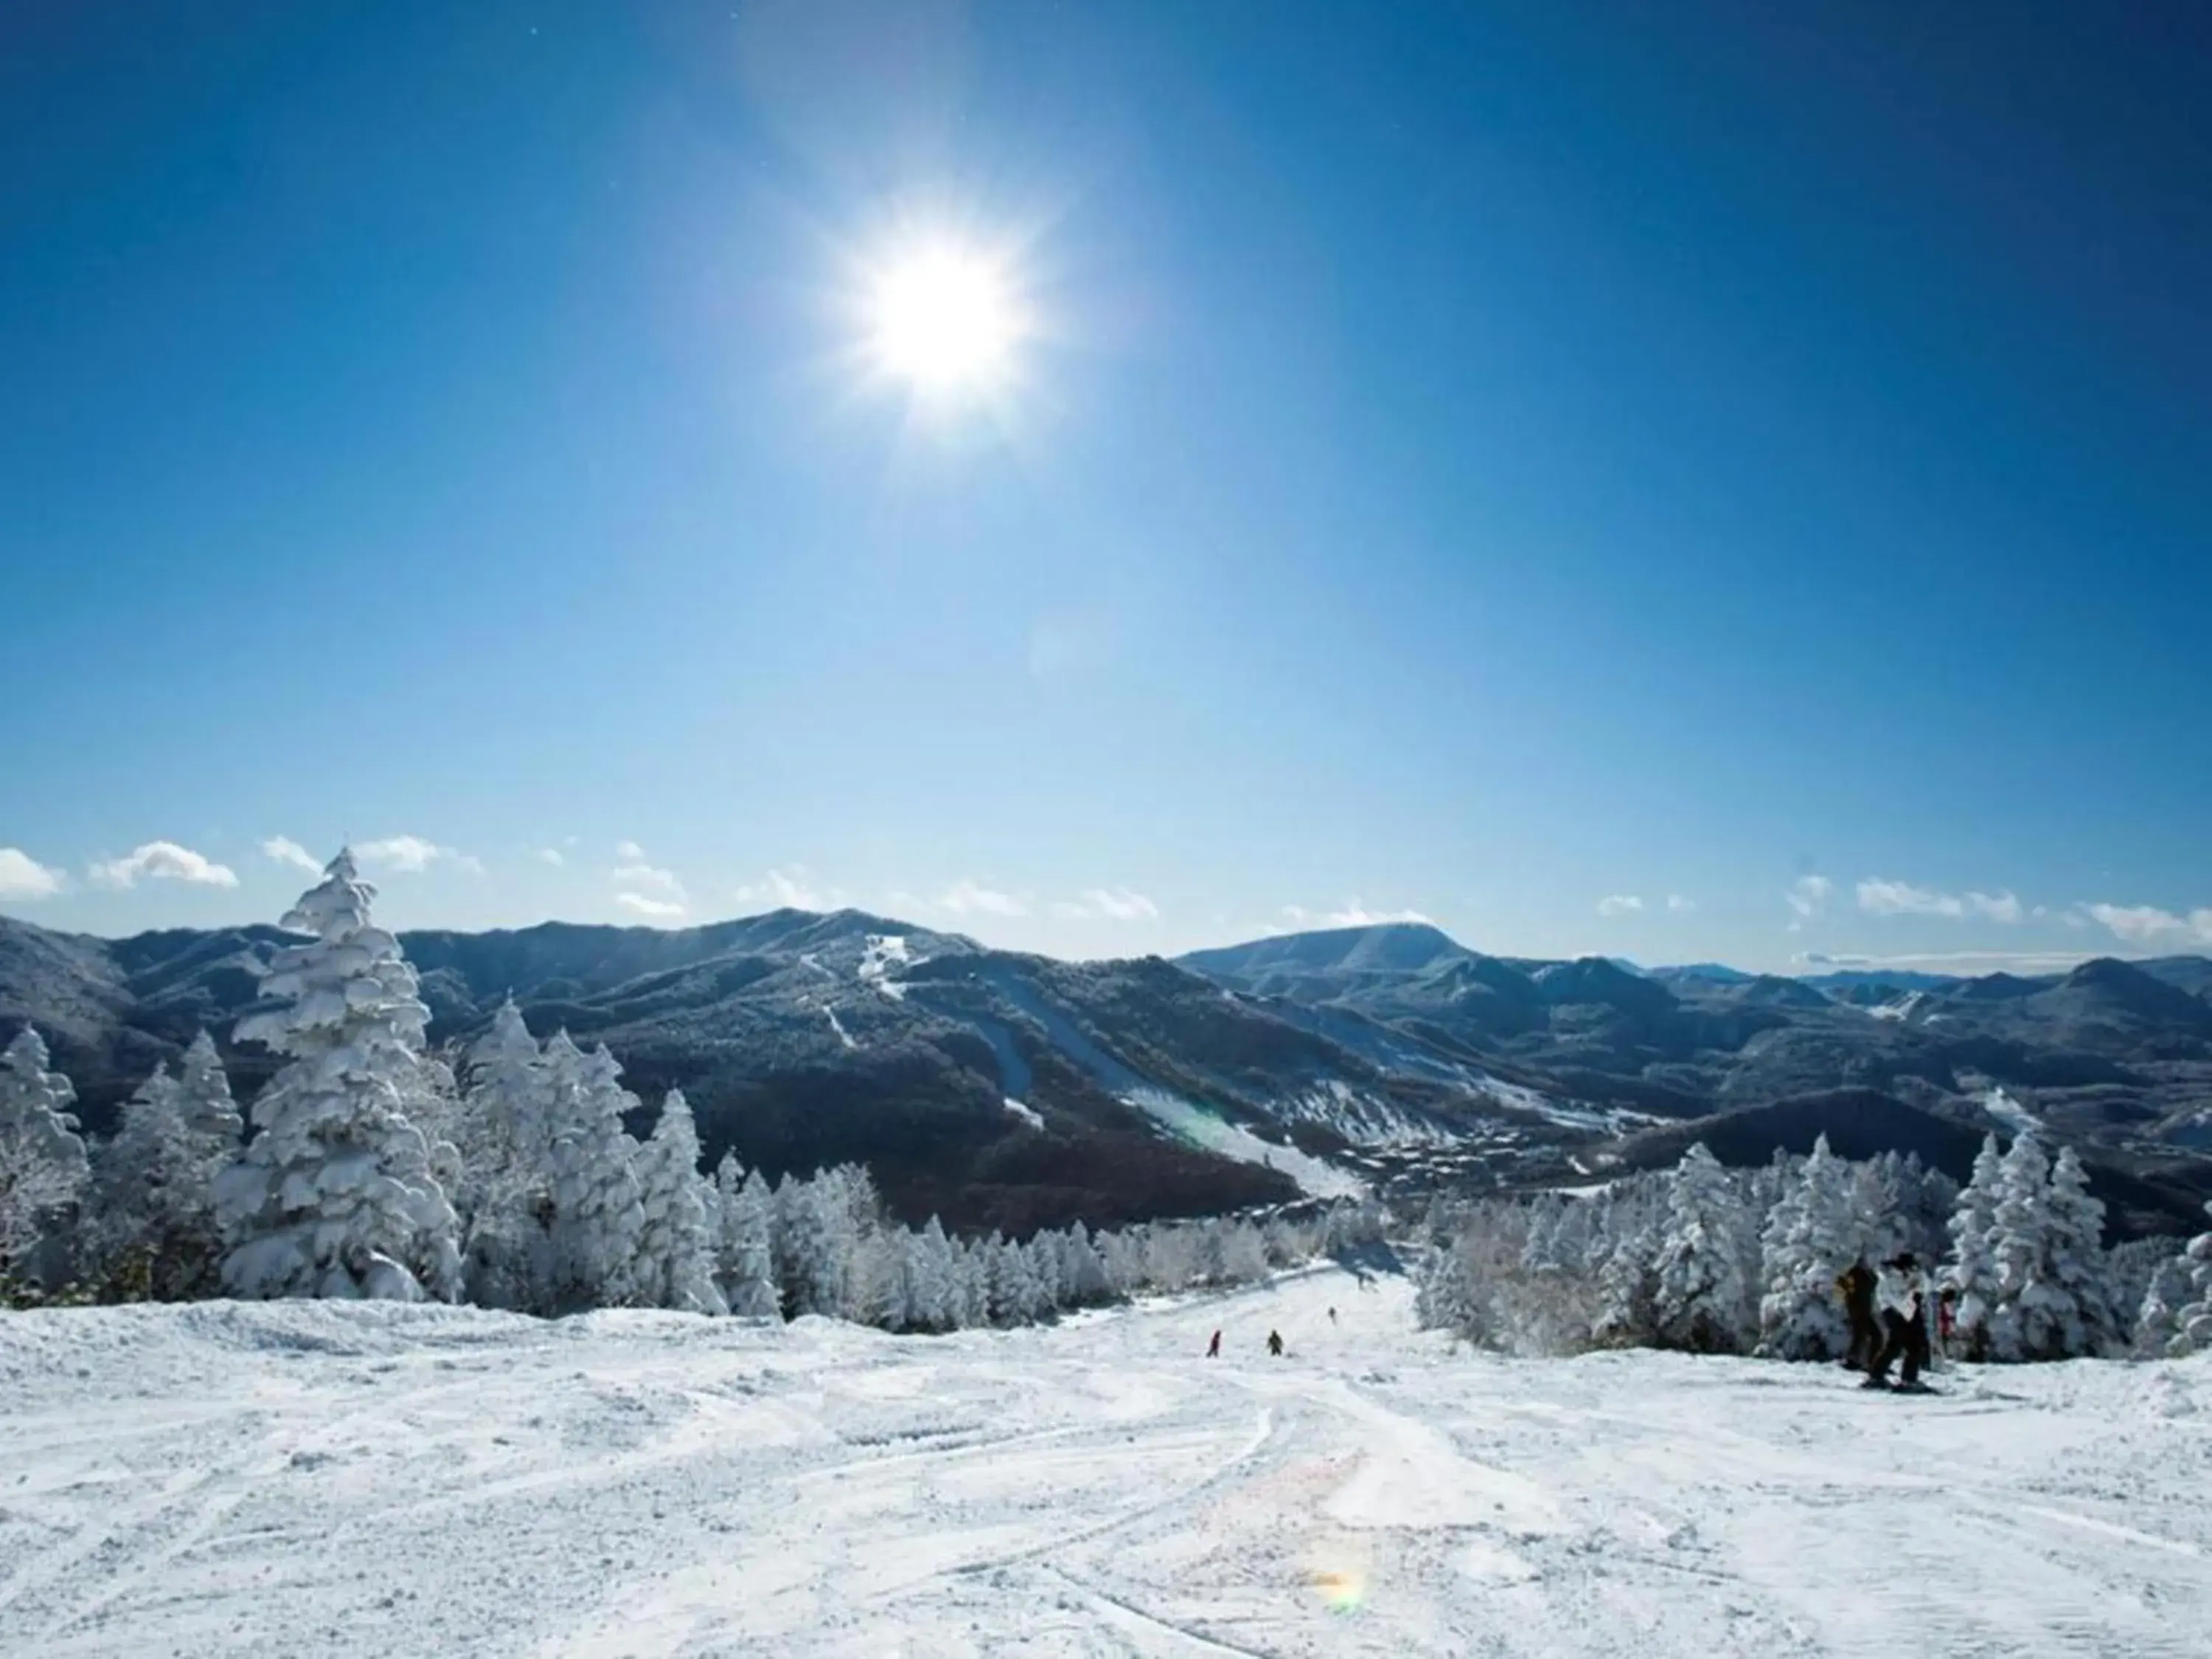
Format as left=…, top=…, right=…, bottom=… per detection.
left=1857, top=878, right=1964, bottom=919
left=1280, top=899, right=1435, bottom=929
left=1967, top=891, right=2024, bottom=924
left=1051, top=887, right=1161, bottom=922
left=0, top=847, right=64, bottom=900
left=613, top=862, right=685, bottom=898
left=2077, top=902, right=2212, bottom=946
left=1854, top=878, right=2025, bottom=924
left=1596, top=894, right=1644, bottom=917
left=356, top=835, right=480, bottom=874
left=535, top=847, right=566, bottom=867
left=1785, top=875, right=1833, bottom=918
left=88, top=841, right=238, bottom=890
left=616, top=840, right=646, bottom=861
left=735, top=866, right=846, bottom=912
left=612, top=858, right=688, bottom=921
left=1666, top=894, right=1695, bottom=913
left=260, top=835, right=321, bottom=874
left=934, top=878, right=1030, bottom=918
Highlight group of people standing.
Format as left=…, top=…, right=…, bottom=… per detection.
left=1835, top=1252, right=1955, bottom=1391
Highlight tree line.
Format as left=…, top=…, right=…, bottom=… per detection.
left=1413, top=1133, right=2212, bottom=1363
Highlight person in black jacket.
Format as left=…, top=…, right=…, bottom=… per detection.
left=1266, top=1329, right=1284, bottom=1357
left=1836, top=1257, right=1881, bottom=1371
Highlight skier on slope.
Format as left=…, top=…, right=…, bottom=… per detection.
left=1863, top=1253, right=1930, bottom=1391
left=1206, top=1329, right=1222, bottom=1359
left=1835, top=1257, right=1882, bottom=1372
left=1267, top=1329, right=1284, bottom=1357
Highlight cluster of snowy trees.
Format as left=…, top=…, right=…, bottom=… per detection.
left=1417, top=1133, right=2212, bottom=1365
left=1, top=849, right=1377, bottom=1327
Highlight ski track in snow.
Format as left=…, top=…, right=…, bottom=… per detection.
left=4, top=1273, right=2211, bottom=1657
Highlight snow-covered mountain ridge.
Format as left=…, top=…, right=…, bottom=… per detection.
left=4, top=911, right=2211, bottom=1239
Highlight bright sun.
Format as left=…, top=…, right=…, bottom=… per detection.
left=864, top=243, right=1025, bottom=396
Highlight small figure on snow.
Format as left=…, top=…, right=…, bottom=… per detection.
left=1835, top=1257, right=1881, bottom=1371
left=1934, top=1284, right=1958, bottom=1360
left=1328, top=1305, right=1338, bottom=1325
left=1266, top=1329, right=1285, bottom=1357
left=1865, top=1253, right=1930, bottom=1391
left=1206, top=1329, right=1222, bottom=1359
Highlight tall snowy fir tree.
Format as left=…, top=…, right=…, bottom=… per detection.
left=633, top=1091, right=726, bottom=1315
left=1649, top=1144, right=1756, bottom=1353
left=1944, top=1134, right=2006, bottom=1361
left=0, top=1025, right=90, bottom=1284
left=540, top=1032, right=647, bottom=1312
left=1757, top=1135, right=1857, bottom=1359
left=212, top=850, right=462, bottom=1302
left=174, top=1032, right=243, bottom=1147
left=453, top=998, right=554, bottom=1310
left=2145, top=1205, right=2212, bottom=1358
left=714, top=1156, right=781, bottom=1318
left=2042, top=1147, right=2122, bottom=1357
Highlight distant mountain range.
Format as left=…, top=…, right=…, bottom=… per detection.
left=5, top=912, right=2211, bottom=1240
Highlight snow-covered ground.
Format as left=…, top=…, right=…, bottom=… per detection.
left=4, top=1268, right=2209, bottom=1657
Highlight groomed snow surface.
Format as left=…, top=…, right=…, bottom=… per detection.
left=5, top=1267, right=2210, bottom=1657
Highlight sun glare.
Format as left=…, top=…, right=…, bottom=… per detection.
left=864, top=243, right=1026, bottom=397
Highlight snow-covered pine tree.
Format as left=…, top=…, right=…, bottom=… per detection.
left=91, top=1064, right=210, bottom=1298
left=1649, top=1144, right=1756, bottom=1354
left=0, top=1026, right=90, bottom=1287
left=2141, top=1212, right=2212, bottom=1363
left=1944, top=1134, right=2006, bottom=1362
left=2043, top=1146, right=2122, bottom=1357
left=540, top=1033, right=647, bottom=1312
left=632, top=1090, right=726, bottom=1315
left=1055, top=1221, right=1110, bottom=1307
left=453, top=999, right=554, bottom=1310
left=714, top=1158, right=781, bottom=1318
left=213, top=852, right=462, bottom=1302
left=900, top=1215, right=960, bottom=1330
left=175, top=1031, right=243, bottom=1147
left=773, top=1171, right=852, bottom=1318
left=1756, top=1134, right=1858, bottom=1359
left=1984, top=1133, right=2081, bottom=1361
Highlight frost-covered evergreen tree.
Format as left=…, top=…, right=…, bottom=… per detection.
left=773, top=1169, right=853, bottom=1318
left=1944, top=1134, right=2006, bottom=1361
left=714, top=1158, right=781, bottom=1318
left=0, top=1026, right=89, bottom=1284
left=632, top=1090, right=726, bottom=1315
left=1757, top=1135, right=1858, bottom=1359
left=1980, top=1135, right=2110, bottom=1361
left=91, top=1065, right=211, bottom=1297
left=2141, top=1212, right=2212, bottom=1363
left=453, top=999, right=554, bottom=1310
left=538, top=1034, right=648, bottom=1311
left=2042, top=1146, right=2122, bottom=1357
left=900, top=1215, right=961, bottom=1330
left=175, top=1032, right=243, bottom=1147
left=1649, top=1144, right=1756, bottom=1354
left=214, top=852, right=462, bottom=1301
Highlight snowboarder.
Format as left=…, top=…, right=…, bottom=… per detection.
left=1206, top=1329, right=1221, bottom=1359
left=1865, top=1253, right=1930, bottom=1390
left=1266, top=1329, right=1284, bottom=1357
left=1836, top=1257, right=1881, bottom=1371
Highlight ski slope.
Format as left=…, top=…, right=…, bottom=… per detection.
left=4, top=1269, right=2209, bottom=1657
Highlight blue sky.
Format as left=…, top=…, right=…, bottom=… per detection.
left=2, top=1, right=2206, bottom=972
